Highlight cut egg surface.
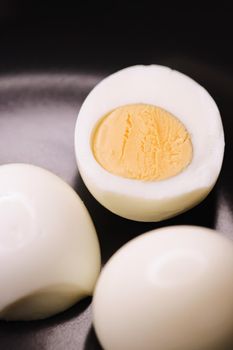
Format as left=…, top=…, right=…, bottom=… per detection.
left=93, top=226, right=233, bottom=350
left=75, top=65, right=224, bottom=221
left=0, top=164, right=101, bottom=320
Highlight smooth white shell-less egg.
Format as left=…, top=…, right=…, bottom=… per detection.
left=0, top=163, right=100, bottom=320
left=75, top=65, right=224, bottom=221
left=93, top=226, right=233, bottom=350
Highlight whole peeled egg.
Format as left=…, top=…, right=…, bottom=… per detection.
left=75, top=65, right=224, bottom=221
left=93, top=226, right=233, bottom=350
left=0, top=163, right=100, bottom=320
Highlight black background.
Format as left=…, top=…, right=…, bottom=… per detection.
left=0, top=2, right=233, bottom=74
left=0, top=2, right=233, bottom=350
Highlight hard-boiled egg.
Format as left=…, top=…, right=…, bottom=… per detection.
left=93, top=226, right=233, bottom=350
left=75, top=65, right=224, bottom=221
left=0, top=163, right=100, bottom=320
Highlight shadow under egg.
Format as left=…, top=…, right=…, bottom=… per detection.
left=74, top=173, right=218, bottom=265
left=84, top=326, right=103, bottom=350
left=0, top=297, right=92, bottom=350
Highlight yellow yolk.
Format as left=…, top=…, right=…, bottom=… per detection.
left=92, top=104, right=193, bottom=181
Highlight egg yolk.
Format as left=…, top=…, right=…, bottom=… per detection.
left=92, top=104, right=192, bottom=181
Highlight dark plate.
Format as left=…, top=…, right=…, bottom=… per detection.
left=0, top=7, right=233, bottom=349
left=0, top=63, right=232, bottom=350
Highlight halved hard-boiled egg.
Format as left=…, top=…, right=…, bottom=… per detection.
left=0, top=164, right=100, bottom=320
left=75, top=65, right=224, bottom=221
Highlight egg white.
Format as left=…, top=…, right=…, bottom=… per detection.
left=75, top=65, right=224, bottom=221
left=0, top=164, right=100, bottom=320
left=93, top=226, right=233, bottom=350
